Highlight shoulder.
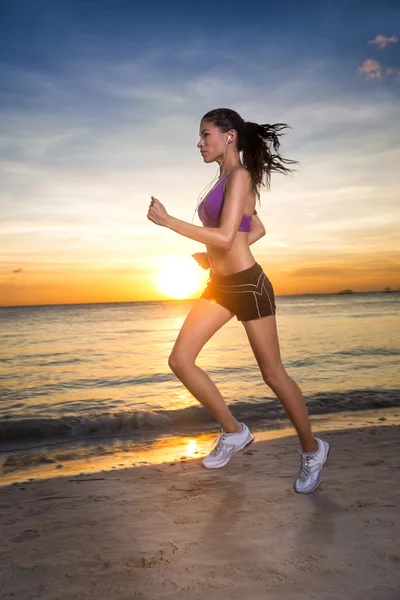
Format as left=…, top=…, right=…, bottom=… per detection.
left=225, top=166, right=251, bottom=190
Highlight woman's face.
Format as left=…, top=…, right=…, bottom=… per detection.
left=197, top=120, right=227, bottom=163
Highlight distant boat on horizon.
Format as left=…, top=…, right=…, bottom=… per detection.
left=338, top=289, right=353, bottom=295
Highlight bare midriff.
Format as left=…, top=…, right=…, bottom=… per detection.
left=206, top=232, right=256, bottom=276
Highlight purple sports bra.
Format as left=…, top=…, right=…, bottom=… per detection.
left=198, top=169, right=253, bottom=233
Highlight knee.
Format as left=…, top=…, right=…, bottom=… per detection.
left=168, top=352, right=193, bottom=373
left=261, top=363, right=286, bottom=387
left=168, top=353, right=180, bottom=373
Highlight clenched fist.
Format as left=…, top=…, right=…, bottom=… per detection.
left=147, top=196, right=170, bottom=227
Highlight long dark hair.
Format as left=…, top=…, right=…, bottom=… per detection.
left=201, top=108, right=297, bottom=201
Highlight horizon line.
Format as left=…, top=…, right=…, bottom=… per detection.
left=1, top=289, right=399, bottom=309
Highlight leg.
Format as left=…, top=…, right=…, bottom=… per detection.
left=242, top=314, right=317, bottom=453
left=168, top=298, right=241, bottom=433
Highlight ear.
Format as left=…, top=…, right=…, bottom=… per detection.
left=227, top=130, right=237, bottom=143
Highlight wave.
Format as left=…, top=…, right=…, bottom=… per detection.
left=1, top=388, right=399, bottom=450
left=0, top=372, right=178, bottom=401
left=331, top=348, right=400, bottom=358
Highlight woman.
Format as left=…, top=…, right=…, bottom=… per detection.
left=147, top=108, right=329, bottom=494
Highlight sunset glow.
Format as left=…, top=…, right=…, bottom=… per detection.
left=0, top=2, right=399, bottom=307
left=154, top=256, right=206, bottom=300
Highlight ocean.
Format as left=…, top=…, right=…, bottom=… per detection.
left=1, top=292, right=399, bottom=483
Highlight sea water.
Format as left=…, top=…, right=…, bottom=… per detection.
left=1, top=292, right=399, bottom=482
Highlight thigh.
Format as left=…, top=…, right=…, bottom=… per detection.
left=242, top=314, right=284, bottom=378
left=170, top=298, right=235, bottom=364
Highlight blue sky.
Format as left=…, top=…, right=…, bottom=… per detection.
left=0, top=0, right=399, bottom=305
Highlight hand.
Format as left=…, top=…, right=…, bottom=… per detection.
left=191, top=252, right=210, bottom=270
left=147, top=196, right=170, bottom=227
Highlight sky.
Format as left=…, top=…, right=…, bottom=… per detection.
left=0, top=0, right=399, bottom=306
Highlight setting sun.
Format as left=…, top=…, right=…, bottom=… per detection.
left=154, top=256, right=206, bottom=299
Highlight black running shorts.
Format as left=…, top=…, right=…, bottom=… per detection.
left=200, top=262, right=276, bottom=322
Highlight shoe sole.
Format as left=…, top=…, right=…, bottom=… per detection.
left=202, top=435, right=254, bottom=469
left=294, top=441, right=330, bottom=495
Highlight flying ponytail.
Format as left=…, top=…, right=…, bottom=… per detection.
left=201, top=109, right=297, bottom=202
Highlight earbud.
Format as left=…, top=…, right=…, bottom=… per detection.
left=226, top=135, right=232, bottom=145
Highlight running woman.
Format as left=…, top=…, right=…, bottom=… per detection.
left=147, top=108, right=329, bottom=494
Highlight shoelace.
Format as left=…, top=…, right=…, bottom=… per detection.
left=297, top=450, right=313, bottom=481
left=209, top=430, right=229, bottom=456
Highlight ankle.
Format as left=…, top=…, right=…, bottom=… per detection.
left=302, top=438, right=319, bottom=454
left=223, top=422, right=242, bottom=434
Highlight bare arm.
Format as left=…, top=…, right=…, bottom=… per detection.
left=192, top=211, right=266, bottom=269
left=164, top=168, right=251, bottom=251
left=167, top=207, right=265, bottom=249
left=165, top=216, right=229, bottom=250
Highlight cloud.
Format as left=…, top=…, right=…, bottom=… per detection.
left=369, top=34, right=398, bottom=49
left=1, top=40, right=400, bottom=300
left=387, top=68, right=400, bottom=81
left=357, top=59, right=400, bottom=83
left=288, top=266, right=347, bottom=277
left=12, top=268, right=24, bottom=273
left=287, top=258, right=400, bottom=280
left=358, top=59, right=383, bottom=80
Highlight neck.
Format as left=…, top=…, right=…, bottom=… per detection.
left=217, top=151, right=241, bottom=177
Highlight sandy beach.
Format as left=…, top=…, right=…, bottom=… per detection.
left=1, top=424, right=400, bottom=600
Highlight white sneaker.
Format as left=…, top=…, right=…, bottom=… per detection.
left=295, top=437, right=330, bottom=494
left=202, top=423, right=254, bottom=469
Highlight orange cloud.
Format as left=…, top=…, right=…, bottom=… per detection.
left=369, top=34, right=398, bottom=49
left=358, top=59, right=383, bottom=80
